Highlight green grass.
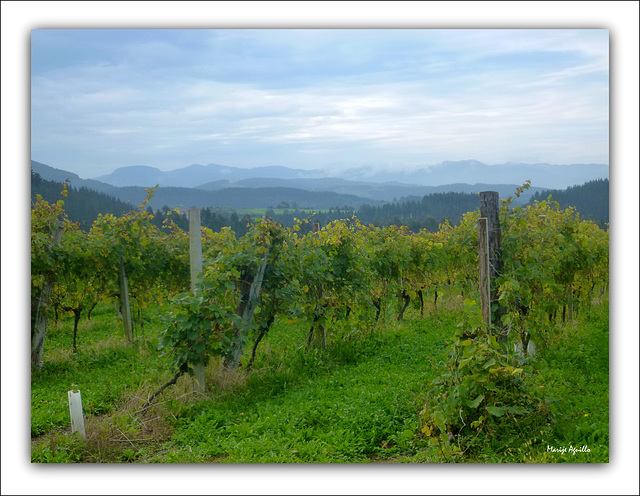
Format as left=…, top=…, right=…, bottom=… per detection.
left=30, top=304, right=169, bottom=438
left=464, top=303, right=609, bottom=463
left=31, top=301, right=609, bottom=463
left=153, top=317, right=451, bottom=462
left=532, top=304, right=609, bottom=462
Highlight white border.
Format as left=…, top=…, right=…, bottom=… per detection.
left=3, top=2, right=638, bottom=495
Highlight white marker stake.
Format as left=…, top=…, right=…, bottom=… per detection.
left=68, top=390, right=86, bottom=437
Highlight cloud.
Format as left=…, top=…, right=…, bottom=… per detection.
left=30, top=29, right=609, bottom=176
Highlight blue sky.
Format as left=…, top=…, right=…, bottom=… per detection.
left=31, top=28, right=609, bottom=178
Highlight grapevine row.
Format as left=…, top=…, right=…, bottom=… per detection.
left=31, top=185, right=609, bottom=374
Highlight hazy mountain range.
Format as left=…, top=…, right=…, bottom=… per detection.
left=93, top=160, right=608, bottom=191
left=31, top=159, right=608, bottom=211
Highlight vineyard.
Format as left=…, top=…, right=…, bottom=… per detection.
left=30, top=183, right=609, bottom=463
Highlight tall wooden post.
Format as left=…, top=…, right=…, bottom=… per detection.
left=118, top=258, right=134, bottom=344
left=479, top=191, right=504, bottom=333
left=189, top=208, right=205, bottom=393
left=478, top=218, right=491, bottom=328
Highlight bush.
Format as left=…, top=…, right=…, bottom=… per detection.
left=420, top=309, right=551, bottom=461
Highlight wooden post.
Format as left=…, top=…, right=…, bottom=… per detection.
left=568, top=282, right=574, bottom=322
left=478, top=218, right=491, bottom=328
left=189, top=208, right=203, bottom=293
left=118, top=258, right=134, bottom=344
left=189, top=208, right=205, bottom=393
left=479, top=191, right=504, bottom=333
left=312, top=222, right=320, bottom=234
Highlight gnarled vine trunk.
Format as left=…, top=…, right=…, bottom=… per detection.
left=31, top=223, right=64, bottom=372
left=228, top=247, right=270, bottom=368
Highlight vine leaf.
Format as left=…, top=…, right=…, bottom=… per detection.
left=485, top=406, right=505, bottom=417
left=468, top=393, right=484, bottom=409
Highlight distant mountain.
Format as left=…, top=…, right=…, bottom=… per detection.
left=91, top=159, right=608, bottom=192
left=31, top=161, right=381, bottom=211
left=94, top=163, right=324, bottom=188
left=121, top=186, right=382, bottom=211
left=32, top=159, right=607, bottom=212
left=31, top=160, right=83, bottom=184
left=338, top=160, right=609, bottom=190
left=31, top=160, right=126, bottom=197
left=31, top=160, right=609, bottom=232
left=196, top=177, right=545, bottom=204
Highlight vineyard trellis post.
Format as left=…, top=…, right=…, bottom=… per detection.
left=118, top=258, right=134, bottom=344
left=479, top=191, right=504, bottom=335
left=478, top=217, right=491, bottom=327
left=189, top=207, right=206, bottom=393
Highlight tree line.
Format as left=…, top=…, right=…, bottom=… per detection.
left=528, top=178, right=608, bottom=227
left=32, top=170, right=609, bottom=236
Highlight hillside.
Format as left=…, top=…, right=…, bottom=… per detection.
left=113, top=185, right=383, bottom=211
left=357, top=192, right=480, bottom=231
left=529, top=178, right=609, bottom=227
left=31, top=160, right=130, bottom=200
left=31, top=160, right=609, bottom=232
left=196, top=177, right=545, bottom=204
left=32, top=161, right=382, bottom=211
left=32, top=160, right=549, bottom=209
left=31, top=171, right=134, bottom=230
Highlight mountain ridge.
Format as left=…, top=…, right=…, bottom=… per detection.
left=31, top=159, right=607, bottom=210
left=90, top=159, right=608, bottom=191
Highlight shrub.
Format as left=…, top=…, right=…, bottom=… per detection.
left=420, top=302, right=550, bottom=461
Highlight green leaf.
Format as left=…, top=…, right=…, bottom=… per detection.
left=468, top=393, right=484, bottom=409
left=458, top=357, right=473, bottom=369
left=483, top=358, right=497, bottom=369
left=485, top=406, right=505, bottom=417
left=507, top=405, right=530, bottom=415
left=187, top=327, right=199, bottom=340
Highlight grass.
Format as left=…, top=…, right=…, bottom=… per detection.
left=530, top=304, right=609, bottom=462
left=31, top=299, right=609, bottom=464
left=462, top=303, right=609, bottom=463
left=31, top=303, right=170, bottom=438
left=153, top=317, right=451, bottom=463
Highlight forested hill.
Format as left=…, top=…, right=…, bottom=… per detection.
left=356, top=192, right=480, bottom=231
left=32, top=167, right=608, bottom=234
left=31, top=171, right=133, bottom=230
left=528, top=178, right=609, bottom=227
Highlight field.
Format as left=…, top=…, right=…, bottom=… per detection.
left=31, top=299, right=609, bottom=464
left=236, top=207, right=328, bottom=217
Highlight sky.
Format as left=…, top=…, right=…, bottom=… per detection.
left=30, top=28, right=610, bottom=178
